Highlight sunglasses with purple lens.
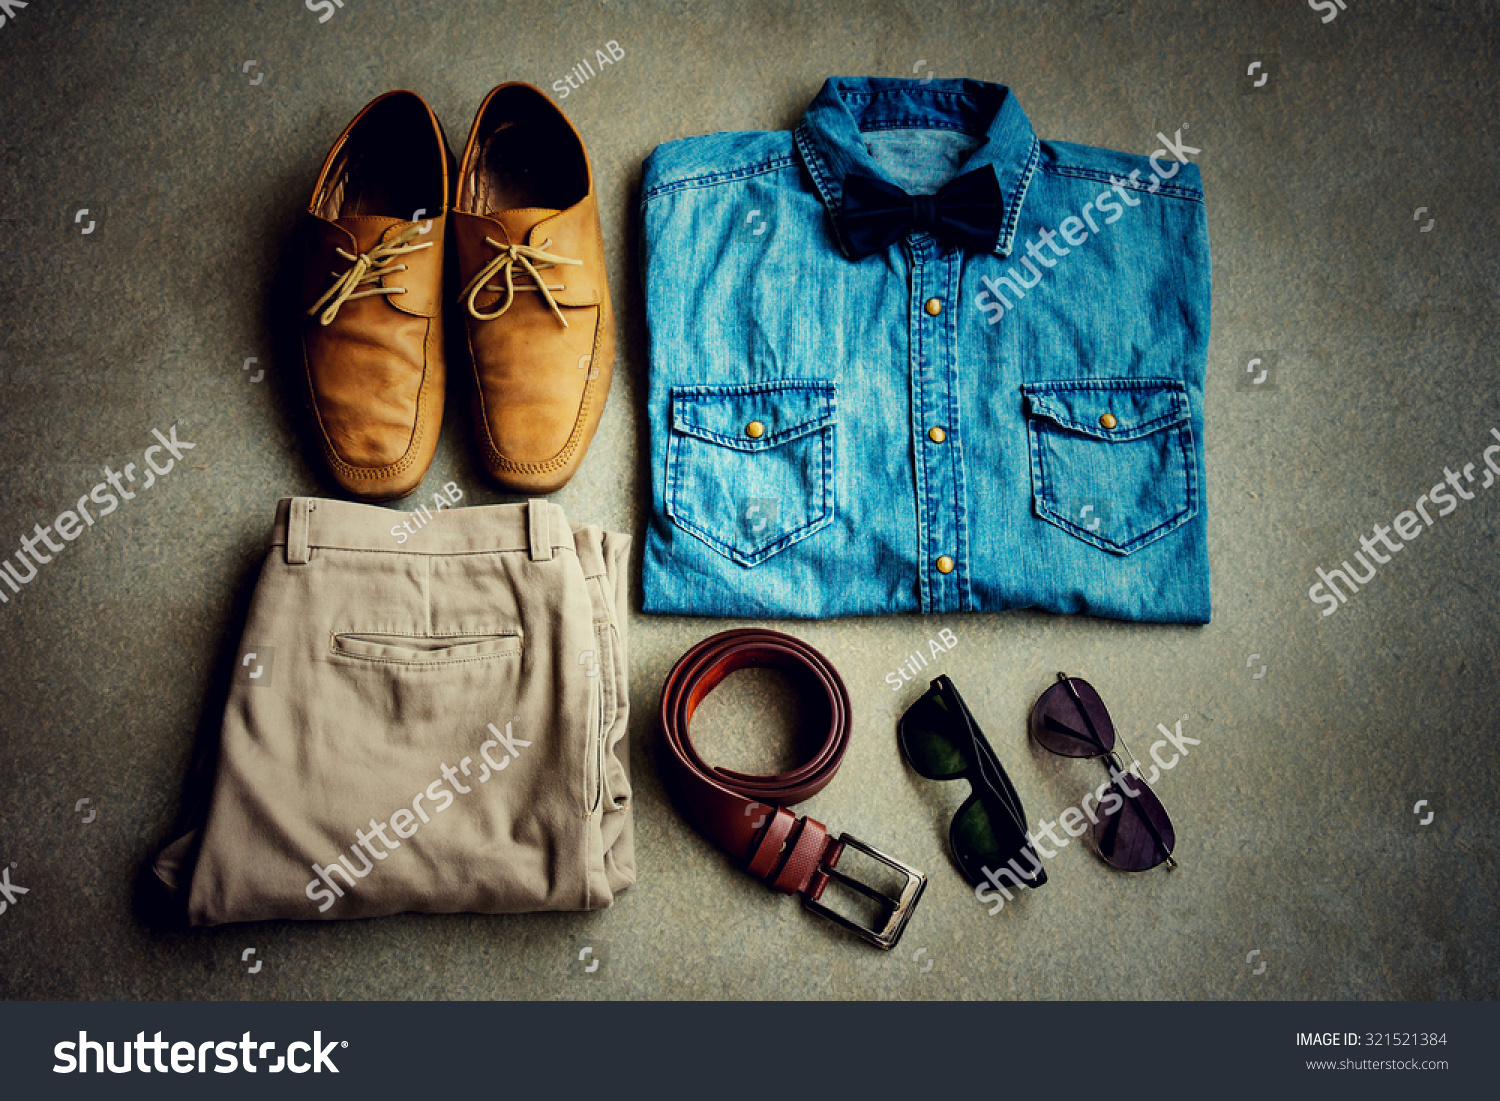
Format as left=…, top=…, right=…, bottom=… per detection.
left=1028, top=672, right=1178, bottom=872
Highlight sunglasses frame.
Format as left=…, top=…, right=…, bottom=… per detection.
left=898, top=675, right=1046, bottom=890
left=1031, top=671, right=1178, bottom=872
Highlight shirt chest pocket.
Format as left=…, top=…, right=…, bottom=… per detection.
left=666, top=380, right=837, bottom=567
left=1022, top=379, right=1198, bottom=555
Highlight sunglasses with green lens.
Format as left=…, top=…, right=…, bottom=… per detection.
left=897, top=675, right=1047, bottom=892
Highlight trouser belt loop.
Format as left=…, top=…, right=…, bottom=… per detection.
left=286, top=498, right=313, bottom=565
left=527, top=499, right=553, bottom=562
left=575, top=533, right=607, bottom=580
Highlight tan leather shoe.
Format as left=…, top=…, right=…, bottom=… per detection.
left=453, top=83, right=614, bottom=494
left=299, top=91, right=451, bottom=500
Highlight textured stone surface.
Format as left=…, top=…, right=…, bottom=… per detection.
left=0, top=0, right=1496, bottom=1000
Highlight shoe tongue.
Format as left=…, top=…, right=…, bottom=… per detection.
left=490, top=207, right=562, bottom=245
left=333, top=215, right=407, bottom=253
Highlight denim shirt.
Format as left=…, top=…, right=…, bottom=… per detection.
left=639, top=77, right=1212, bottom=622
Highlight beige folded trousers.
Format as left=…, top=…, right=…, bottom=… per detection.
left=155, top=496, right=633, bottom=924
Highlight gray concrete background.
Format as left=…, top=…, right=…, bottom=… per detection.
left=1, top=0, right=1496, bottom=1000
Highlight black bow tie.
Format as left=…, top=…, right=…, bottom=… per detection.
left=841, top=166, right=1004, bottom=259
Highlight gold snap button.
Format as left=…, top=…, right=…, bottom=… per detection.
left=924, top=298, right=943, bottom=316
left=1099, top=413, right=1118, bottom=430
left=745, top=421, right=766, bottom=439
left=935, top=555, right=955, bottom=574
left=928, top=427, right=947, bottom=443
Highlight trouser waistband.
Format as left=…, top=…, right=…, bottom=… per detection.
left=271, top=497, right=603, bottom=574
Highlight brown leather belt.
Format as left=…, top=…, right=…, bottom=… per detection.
left=658, top=628, right=926, bottom=949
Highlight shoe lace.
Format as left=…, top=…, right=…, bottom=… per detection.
left=307, top=224, right=434, bottom=326
left=462, top=236, right=582, bottom=328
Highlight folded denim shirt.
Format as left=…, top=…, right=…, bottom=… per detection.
left=640, top=77, right=1212, bottom=623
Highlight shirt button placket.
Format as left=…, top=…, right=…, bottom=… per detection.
left=912, top=238, right=962, bottom=614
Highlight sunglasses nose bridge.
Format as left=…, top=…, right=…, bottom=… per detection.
left=1110, top=732, right=1154, bottom=782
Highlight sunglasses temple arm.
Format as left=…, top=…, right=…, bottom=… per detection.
left=1105, top=751, right=1179, bottom=871
left=966, top=715, right=1031, bottom=827
left=1112, top=733, right=1176, bottom=810
left=1115, top=736, right=1150, bottom=782
left=1058, top=674, right=1177, bottom=870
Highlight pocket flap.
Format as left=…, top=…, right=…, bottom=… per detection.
left=671, top=380, right=836, bottom=452
left=1022, top=379, right=1189, bottom=442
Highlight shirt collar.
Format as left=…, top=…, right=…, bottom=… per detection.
left=794, top=76, right=1039, bottom=260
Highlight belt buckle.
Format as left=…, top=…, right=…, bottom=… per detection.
left=801, top=833, right=927, bottom=951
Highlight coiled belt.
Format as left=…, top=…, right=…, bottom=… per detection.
left=658, top=628, right=926, bottom=949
